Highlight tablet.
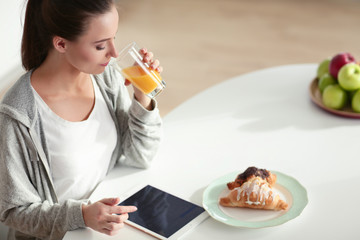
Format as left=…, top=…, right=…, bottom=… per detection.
left=118, top=184, right=208, bottom=239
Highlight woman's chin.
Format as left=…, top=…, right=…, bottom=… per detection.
left=86, top=66, right=106, bottom=75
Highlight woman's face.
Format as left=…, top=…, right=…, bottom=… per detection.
left=64, top=4, right=119, bottom=75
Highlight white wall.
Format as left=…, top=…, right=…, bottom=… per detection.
left=0, top=0, right=25, bottom=90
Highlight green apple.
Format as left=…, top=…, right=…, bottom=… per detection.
left=318, top=73, right=336, bottom=93
left=317, top=58, right=331, bottom=79
left=338, top=63, right=360, bottom=91
left=351, top=89, right=360, bottom=112
left=322, top=84, right=348, bottom=109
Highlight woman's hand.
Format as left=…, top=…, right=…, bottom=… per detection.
left=82, top=197, right=137, bottom=236
left=125, top=48, right=163, bottom=110
left=140, top=48, right=163, bottom=74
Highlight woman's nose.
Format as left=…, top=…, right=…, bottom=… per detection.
left=112, top=47, right=119, bottom=58
left=108, top=40, right=118, bottom=58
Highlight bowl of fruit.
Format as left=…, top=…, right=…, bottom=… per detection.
left=310, top=52, right=360, bottom=118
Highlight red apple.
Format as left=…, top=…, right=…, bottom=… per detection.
left=329, top=52, right=356, bottom=79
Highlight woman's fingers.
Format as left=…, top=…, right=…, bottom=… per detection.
left=100, top=225, right=123, bottom=236
left=139, top=47, right=163, bottom=73
left=150, top=59, right=160, bottom=70
left=99, top=197, right=120, bottom=206
left=101, top=213, right=128, bottom=236
left=105, top=212, right=129, bottom=223
left=140, top=48, right=147, bottom=55
left=111, top=205, right=137, bottom=215
left=143, top=52, right=154, bottom=63
left=103, top=221, right=125, bottom=232
left=156, top=66, right=163, bottom=73
left=82, top=198, right=137, bottom=237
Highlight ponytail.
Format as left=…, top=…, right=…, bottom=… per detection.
left=21, top=0, right=51, bottom=71
left=21, top=0, right=114, bottom=71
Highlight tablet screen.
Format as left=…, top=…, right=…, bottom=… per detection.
left=119, top=185, right=205, bottom=238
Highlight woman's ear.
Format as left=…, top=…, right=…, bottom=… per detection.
left=53, top=36, right=67, bottom=53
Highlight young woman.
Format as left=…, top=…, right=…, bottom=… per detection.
left=0, top=0, right=163, bottom=239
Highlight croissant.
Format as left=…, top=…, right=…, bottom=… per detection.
left=220, top=177, right=288, bottom=211
left=227, top=166, right=277, bottom=190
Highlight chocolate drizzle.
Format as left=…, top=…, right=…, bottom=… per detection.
left=236, top=166, right=270, bottom=182
left=227, top=166, right=272, bottom=190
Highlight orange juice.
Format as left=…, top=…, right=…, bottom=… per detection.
left=121, top=65, right=162, bottom=94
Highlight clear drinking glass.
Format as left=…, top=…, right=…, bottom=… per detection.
left=111, top=42, right=166, bottom=98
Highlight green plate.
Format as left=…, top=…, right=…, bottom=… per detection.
left=202, top=171, right=308, bottom=228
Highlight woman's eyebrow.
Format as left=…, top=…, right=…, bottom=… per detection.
left=93, top=38, right=111, bottom=44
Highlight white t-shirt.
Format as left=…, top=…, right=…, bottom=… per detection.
left=32, top=76, right=117, bottom=203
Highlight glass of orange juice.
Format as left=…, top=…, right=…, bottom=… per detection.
left=111, top=42, right=166, bottom=98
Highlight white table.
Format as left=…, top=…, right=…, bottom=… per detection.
left=64, top=64, right=360, bottom=239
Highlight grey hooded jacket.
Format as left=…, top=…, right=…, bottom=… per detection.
left=0, top=66, right=162, bottom=239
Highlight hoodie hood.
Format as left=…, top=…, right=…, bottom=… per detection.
left=0, top=70, right=36, bottom=128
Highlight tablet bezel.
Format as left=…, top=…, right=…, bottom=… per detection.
left=118, top=184, right=209, bottom=240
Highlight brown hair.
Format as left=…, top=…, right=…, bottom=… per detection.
left=21, top=0, right=114, bottom=71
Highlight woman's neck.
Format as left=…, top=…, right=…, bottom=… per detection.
left=31, top=49, right=90, bottom=95
left=30, top=49, right=96, bottom=122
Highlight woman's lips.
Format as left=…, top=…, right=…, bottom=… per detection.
left=100, top=61, right=110, bottom=67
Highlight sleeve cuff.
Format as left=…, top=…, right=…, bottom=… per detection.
left=69, top=200, right=89, bottom=230
left=130, top=97, right=161, bottom=122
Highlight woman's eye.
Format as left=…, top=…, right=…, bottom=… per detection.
left=96, top=46, right=105, bottom=51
